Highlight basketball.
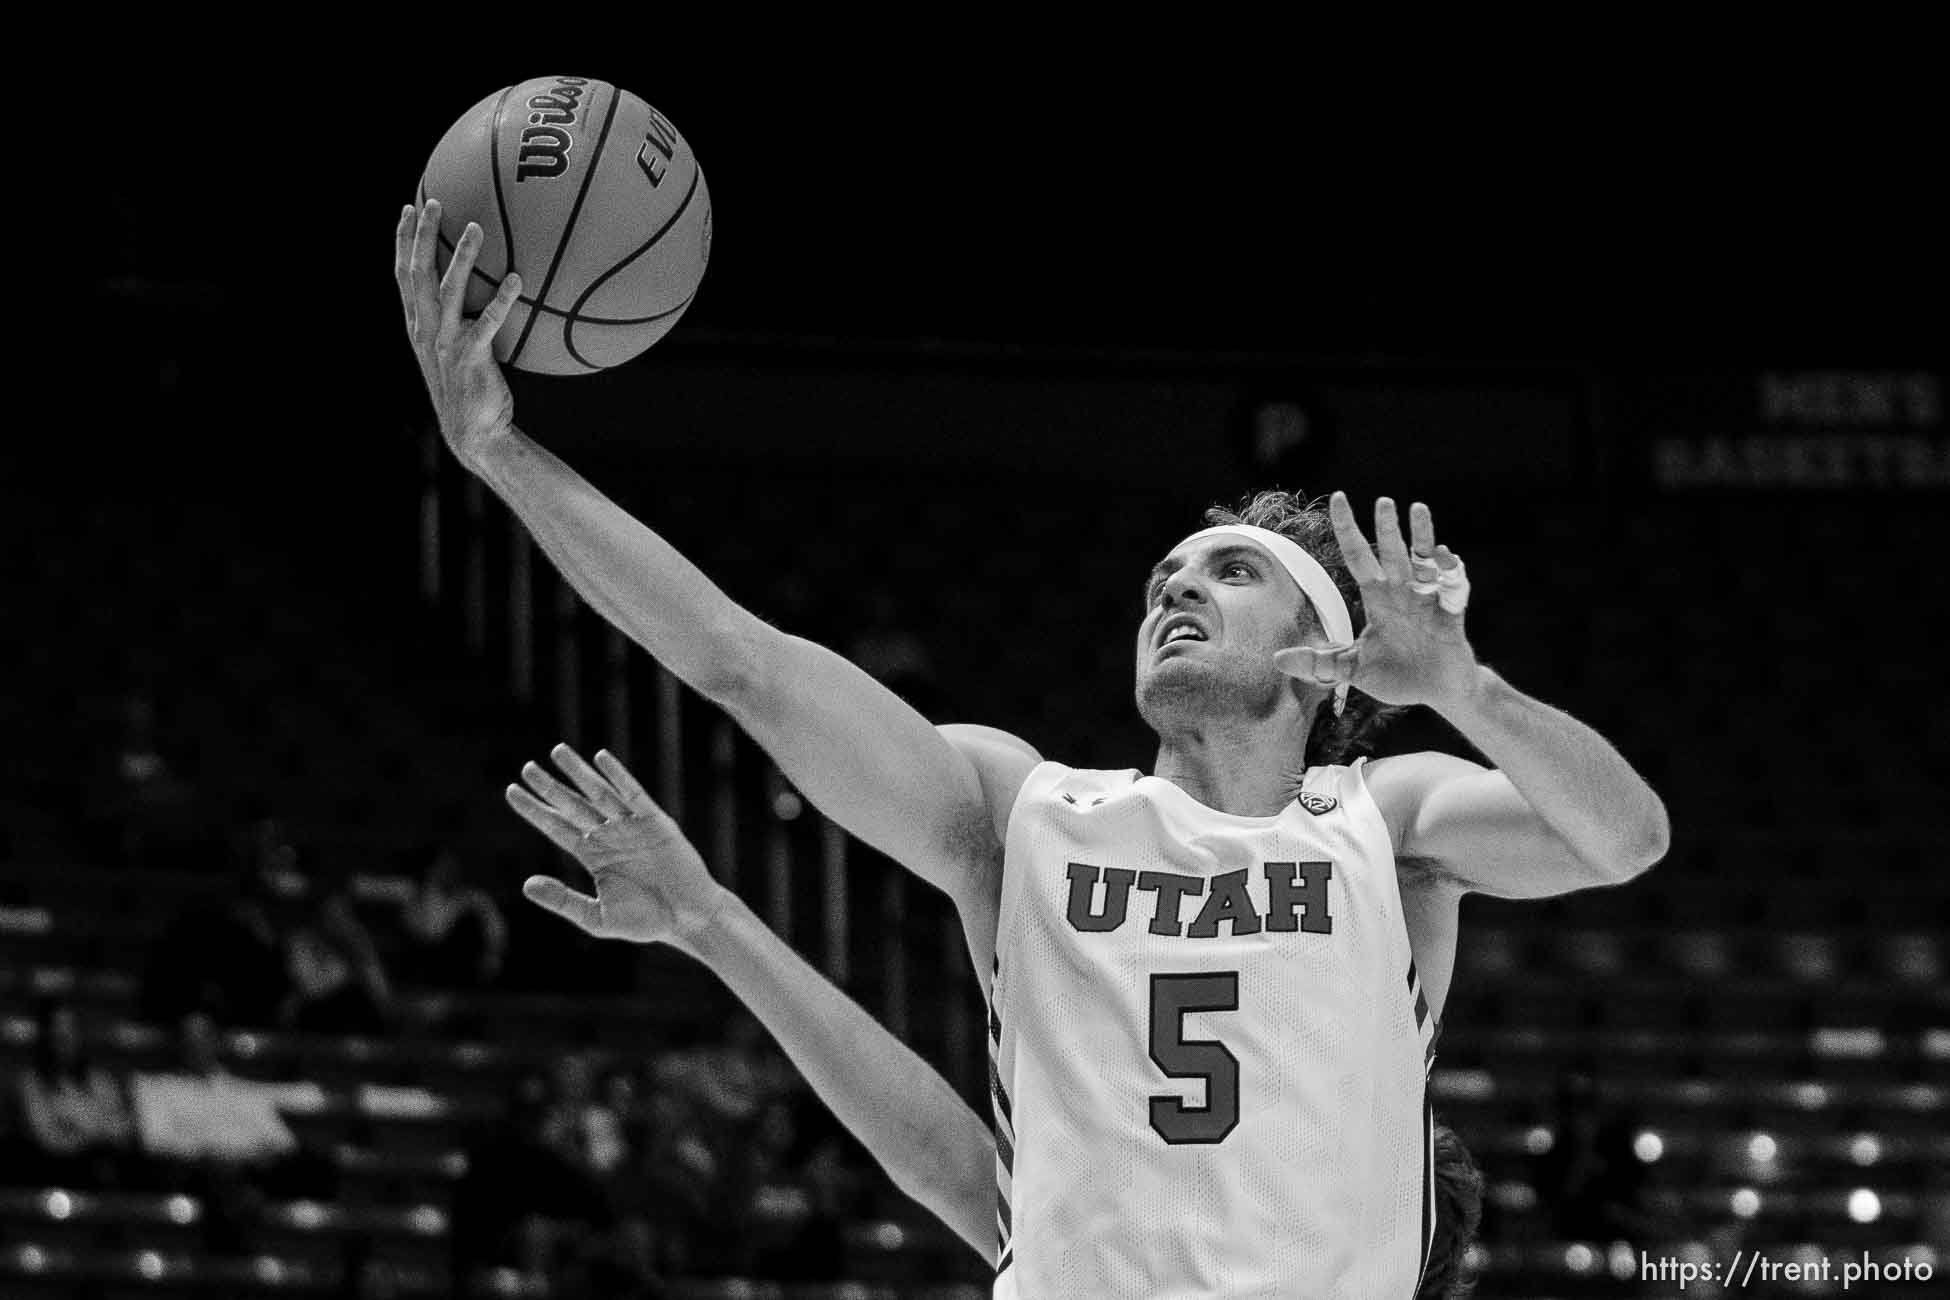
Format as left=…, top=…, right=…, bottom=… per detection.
left=418, top=76, right=712, bottom=375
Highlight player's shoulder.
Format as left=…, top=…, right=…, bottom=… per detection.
left=936, top=724, right=1047, bottom=841
left=936, top=723, right=1043, bottom=768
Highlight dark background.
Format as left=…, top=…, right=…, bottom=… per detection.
left=52, top=48, right=1941, bottom=432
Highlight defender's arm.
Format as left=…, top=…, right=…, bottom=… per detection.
left=677, top=898, right=999, bottom=1264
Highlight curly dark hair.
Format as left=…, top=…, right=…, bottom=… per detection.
left=1200, top=488, right=1407, bottom=768
left=1420, top=1122, right=1486, bottom=1299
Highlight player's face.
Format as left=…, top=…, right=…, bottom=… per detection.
left=1134, top=537, right=1312, bottom=723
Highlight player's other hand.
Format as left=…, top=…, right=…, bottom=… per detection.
left=506, top=744, right=730, bottom=947
left=394, top=201, right=522, bottom=471
left=1273, top=493, right=1480, bottom=710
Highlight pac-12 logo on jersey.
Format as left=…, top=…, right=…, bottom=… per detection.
left=1297, top=791, right=1338, bottom=816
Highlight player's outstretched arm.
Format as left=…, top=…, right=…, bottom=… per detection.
left=395, top=203, right=1030, bottom=929
left=507, top=744, right=999, bottom=1264
left=1277, top=493, right=1671, bottom=898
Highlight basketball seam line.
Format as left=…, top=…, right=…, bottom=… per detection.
left=458, top=291, right=699, bottom=371
left=436, top=226, right=698, bottom=327
left=508, top=80, right=623, bottom=368
left=563, top=163, right=705, bottom=368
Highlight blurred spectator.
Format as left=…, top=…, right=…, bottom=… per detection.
left=341, top=1239, right=407, bottom=1300
left=229, top=808, right=290, bottom=880
left=846, top=586, right=945, bottom=718
left=609, top=1077, right=724, bottom=1278
left=597, top=1065, right=643, bottom=1176
left=281, top=891, right=394, bottom=1036
left=96, top=688, right=200, bottom=868
left=142, top=815, right=309, bottom=1028
left=792, top=1131, right=863, bottom=1277
left=1533, top=1069, right=1659, bottom=1241
left=452, top=1070, right=611, bottom=1288
left=578, top=1214, right=671, bottom=1300
left=114, top=691, right=189, bottom=804
left=1920, top=1164, right=1950, bottom=1256
left=395, top=844, right=507, bottom=988
left=653, top=1011, right=792, bottom=1125
left=131, top=1012, right=310, bottom=1166
left=730, top=1098, right=805, bottom=1278
left=11, top=996, right=135, bottom=1186
left=542, top=1052, right=629, bottom=1179
left=131, top=1011, right=331, bottom=1251
left=726, top=1096, right=860, bottom=1282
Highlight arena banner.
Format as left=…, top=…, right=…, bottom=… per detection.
left=526, top=343, right=1592, bottom=509
left=1633, top=369, right=1946, bottom=491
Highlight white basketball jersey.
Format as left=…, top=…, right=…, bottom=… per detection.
left=989, top=759, right=1437, bottom=1300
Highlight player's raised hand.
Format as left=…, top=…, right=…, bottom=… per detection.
left=394, top=200, right=522, bottom=470
left=1273, top=492, right=1479, bottom=709
left=506, top=743, right=731, bottom=946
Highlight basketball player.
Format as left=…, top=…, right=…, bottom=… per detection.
left=397, top=201, right=1668, bottom=1297
left=505, top=743, right=1484, bottom=1299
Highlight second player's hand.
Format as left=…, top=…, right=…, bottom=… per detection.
left=394, top=200, right=523, bottom=470
left=506, top=744, right=731, bottom=946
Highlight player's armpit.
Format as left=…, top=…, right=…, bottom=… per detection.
left=935, top=724, right=1042, bottom=846
left=935, top=724, right=1043, bottom=981
left=1369, top=753, right=1643, bottom=900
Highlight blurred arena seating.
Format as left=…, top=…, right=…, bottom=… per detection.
left=2, top=419, right=1943, bottom=1297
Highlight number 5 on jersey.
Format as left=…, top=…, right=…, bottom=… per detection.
left=1149, top=971, right=1241, bottom=1144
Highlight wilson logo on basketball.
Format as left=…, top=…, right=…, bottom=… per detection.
left=516, top=76, right=591, bottom=182
left=1298, top=791, right=1338, bottom=816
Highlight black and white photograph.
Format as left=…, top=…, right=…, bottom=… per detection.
left=1, top=44, right=1941, bottom=1300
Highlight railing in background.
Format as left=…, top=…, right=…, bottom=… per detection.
left=418, top=427, right=976, bottom=1098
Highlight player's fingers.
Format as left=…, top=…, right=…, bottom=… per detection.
left=1272, top=645, right=1356, bottom=684
left=438, top=222, right=482, bottom=342
left=1271, top=646, right=1317, bottom=679
left=521, top=876, right=604, bottom=936
left=550, top=744, right=632, bottom=819
left=1408, top=502, right=1438, bottom=559
left=413, top=200, right=441, bottom=274
left=593, top=748, right=658, bottom=815
left=394, top=205, right=418, bottom=327
left=519, top=761, right=603, bottom=833
left=504, top=784, right=584, bottom=855
left=1431, top=553, right=1470, bottom=616
left=410, top=201, right=443, bottom=342
left=468, top=273, right=522, bottom=361
left=1433, top=543, right=1461, bottom=572
left=1328, top=492, right=1384, bottom=585
left=1407, top=505, right=1445, bottom=595
left=1373, top=498, right=1413, bottom=581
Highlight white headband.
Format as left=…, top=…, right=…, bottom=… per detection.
left=1179, top=524, right=1353, bottom=716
